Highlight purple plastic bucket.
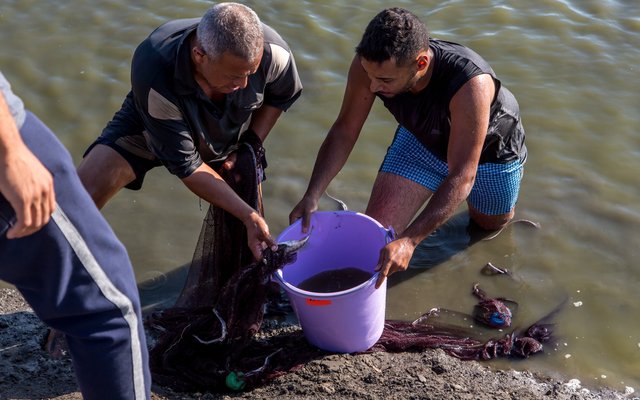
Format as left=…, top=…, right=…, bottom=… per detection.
left=274, top=211, right=393, bottom=353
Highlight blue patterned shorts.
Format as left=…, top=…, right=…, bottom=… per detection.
left=380, top=126, right=524, bottom=215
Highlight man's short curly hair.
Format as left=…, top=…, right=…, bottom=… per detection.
left=355, top=8, right=429, bottom=67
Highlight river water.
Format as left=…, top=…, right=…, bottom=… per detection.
left=1, top=0, right=638, bottom=392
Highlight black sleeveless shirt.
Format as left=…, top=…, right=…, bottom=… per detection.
left=378, top=39, right=526, bottom=164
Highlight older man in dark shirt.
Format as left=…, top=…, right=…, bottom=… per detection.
left=79, top=3, right=302, bottom=259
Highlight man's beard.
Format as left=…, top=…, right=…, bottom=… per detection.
left=377, top=73, right=419, bottom=98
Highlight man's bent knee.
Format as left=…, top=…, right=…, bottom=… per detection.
left=468, top=206, right=515, bottom=231
left=77, top=144, right=135, bottom=209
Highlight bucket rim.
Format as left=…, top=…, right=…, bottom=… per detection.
left=277, top=210, right=389, bottom=240
left=273, top=269, right=383, bottom=298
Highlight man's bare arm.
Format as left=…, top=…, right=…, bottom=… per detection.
left=0, top=92, right=55, bottom=238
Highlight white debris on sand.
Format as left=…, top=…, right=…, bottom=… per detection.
left=565, top=379, right=583, bottom=391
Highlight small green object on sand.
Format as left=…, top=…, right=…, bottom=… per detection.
left=225, top=371, right=246, bottom=390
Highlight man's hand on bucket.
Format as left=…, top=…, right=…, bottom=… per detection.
left=288, top=195, right=318, bottom=233
left=374, top=237, right=416, bottom=288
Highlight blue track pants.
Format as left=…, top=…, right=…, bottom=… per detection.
left=0, top=112, right=151, bottom=399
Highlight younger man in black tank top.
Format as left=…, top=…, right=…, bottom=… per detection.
left=290, top=7, right=527, bottom=288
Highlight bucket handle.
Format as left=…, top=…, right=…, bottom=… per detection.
left=385, top=226, right=396, bottom=243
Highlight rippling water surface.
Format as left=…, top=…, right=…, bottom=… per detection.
left=1, top=0, right=638, bottom=391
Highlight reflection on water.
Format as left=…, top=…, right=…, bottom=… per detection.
left=2, top=0, right=639, bottom=392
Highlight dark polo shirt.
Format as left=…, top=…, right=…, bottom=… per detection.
left=109, top=18, right=302, bottom=180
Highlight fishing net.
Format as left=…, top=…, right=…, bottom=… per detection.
left=146, top=135, right=555, bottom=393
left=371, top=308, right=554, bottom=361
left=145, top=133, right=292, bottom=390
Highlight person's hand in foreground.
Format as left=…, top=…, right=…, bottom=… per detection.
left=0, top=93, right=55, bottom=239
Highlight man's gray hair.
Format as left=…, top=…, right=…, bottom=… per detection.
left=197, top=2, right=264, bottom=62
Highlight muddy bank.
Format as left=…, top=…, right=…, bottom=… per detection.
left=0, top=288, right=632, bottom=400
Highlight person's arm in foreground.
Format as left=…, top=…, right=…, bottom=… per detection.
left=289, top=56, right=376, bottom=230
left=374, top=73, right=494, bottom=288
left=0, top=91, right=55, bottom=238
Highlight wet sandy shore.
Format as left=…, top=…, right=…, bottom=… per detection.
left=0, top=288, right=631, bottom=400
